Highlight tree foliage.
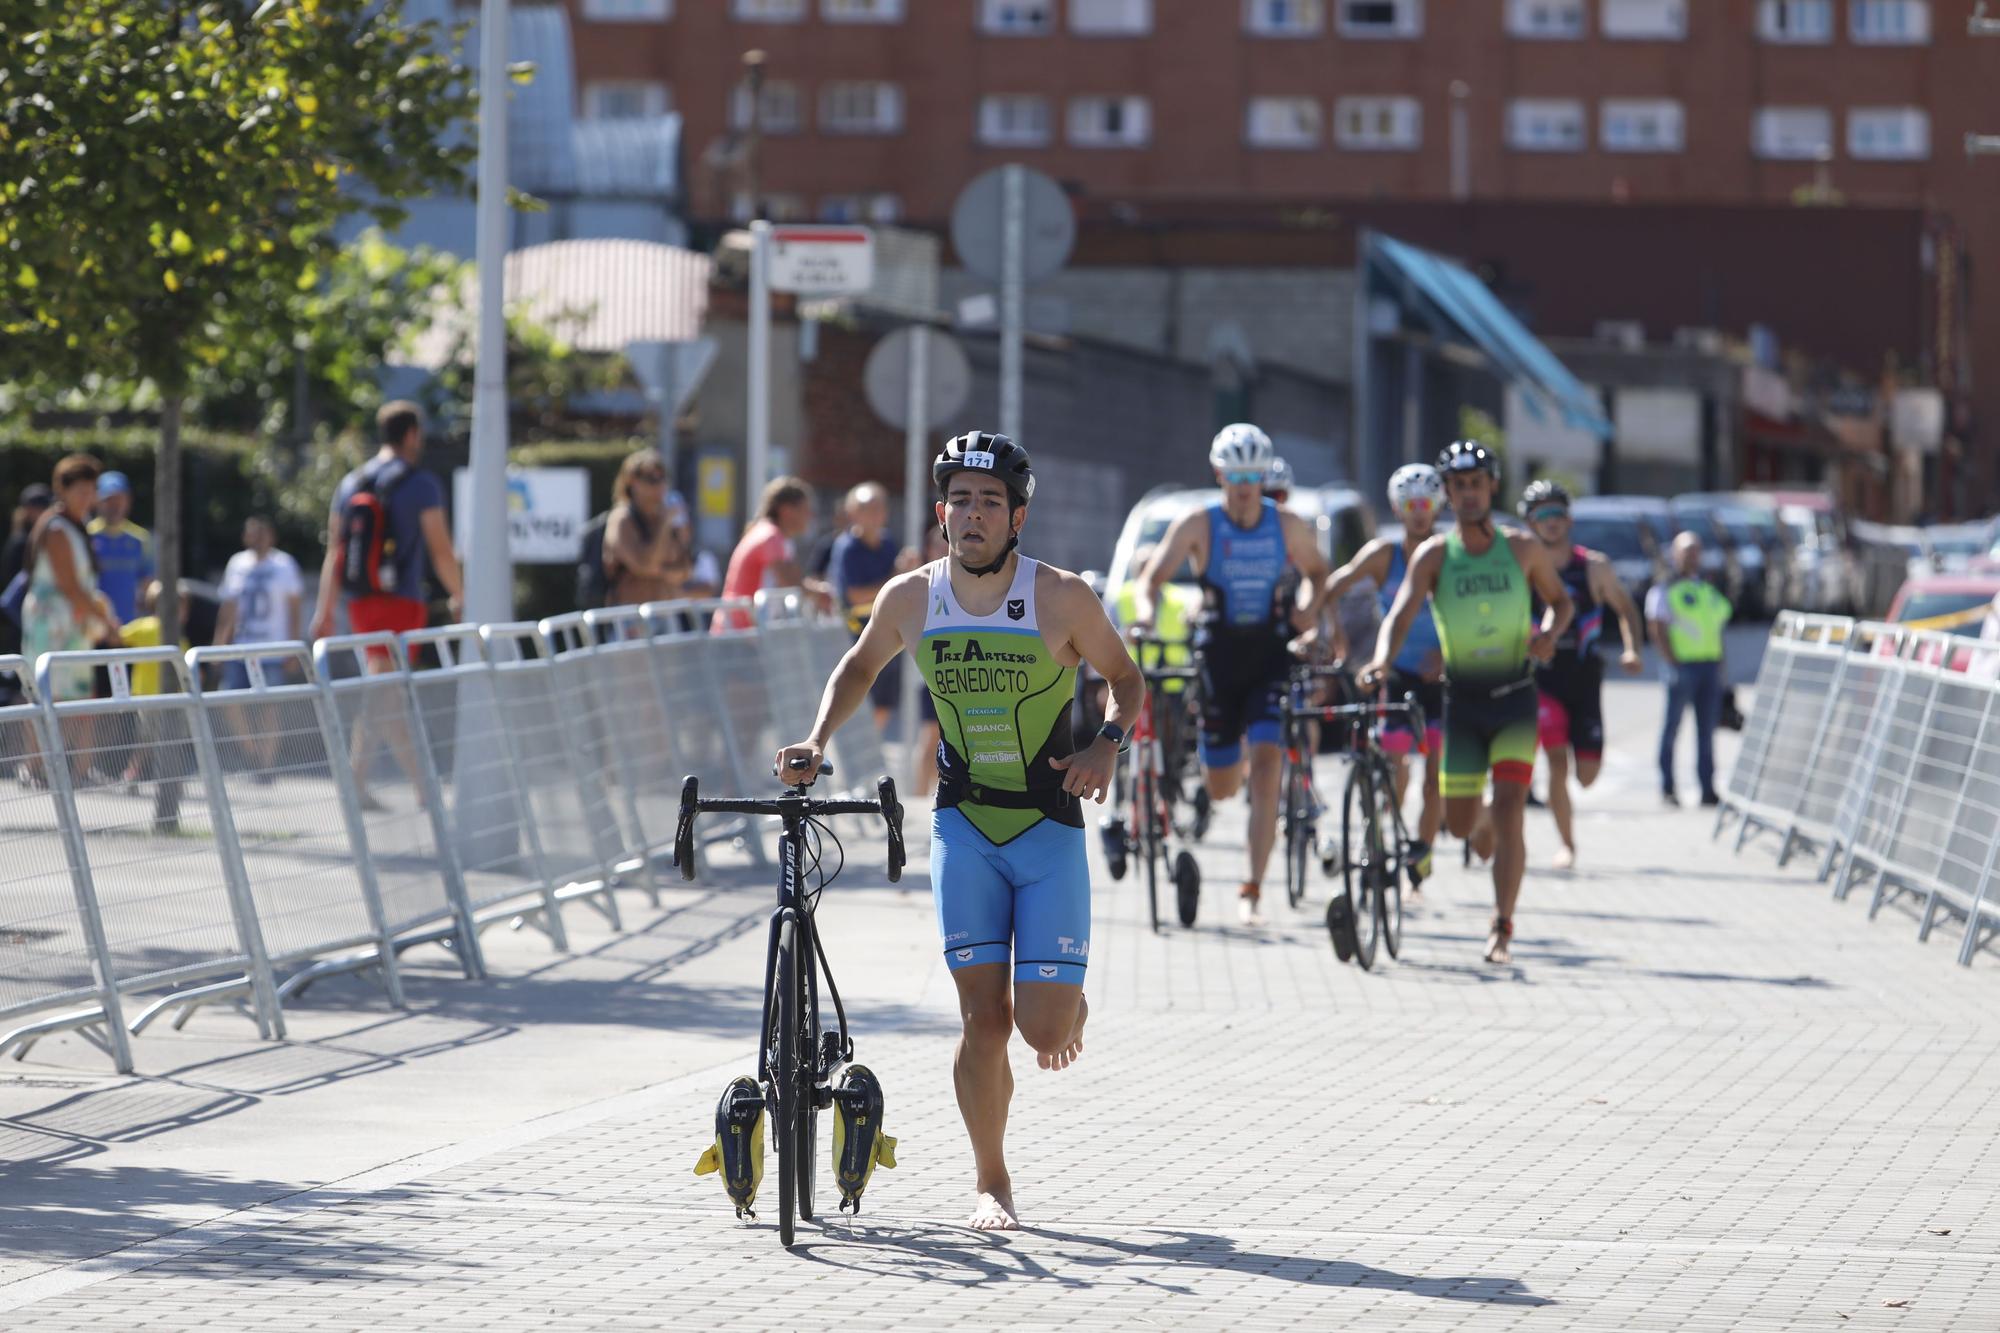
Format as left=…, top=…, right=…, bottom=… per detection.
left=1, top=0, right=480, bottom=639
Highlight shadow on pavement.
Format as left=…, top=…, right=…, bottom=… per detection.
left=794, top=1220, right=1554, bottom=1307
left=0, top=1164, right=302, bottom=1269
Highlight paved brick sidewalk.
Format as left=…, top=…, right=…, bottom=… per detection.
left=2, top=683, right=1997, bottom=1330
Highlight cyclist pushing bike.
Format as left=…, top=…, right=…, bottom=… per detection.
left=1131, top=424, right=1331, bottom=924
left=776, top=431, right=1145, bottom=1233
left=1317, top=462, right=1450, bottom=883
left=1360, top=441, right=1572, bottom=965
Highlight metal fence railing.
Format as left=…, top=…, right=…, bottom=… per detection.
left=0, top=595, right=887, bottom=1072
left=1717, top=612, right=2000, bottom=966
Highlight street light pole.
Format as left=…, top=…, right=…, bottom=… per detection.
left=465, top=0, right=513, bottom=624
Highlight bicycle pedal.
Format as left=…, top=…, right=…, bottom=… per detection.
left=692, top=1075, right=764, bottom=1219
left=831, top=1065, right=898, bottom=1214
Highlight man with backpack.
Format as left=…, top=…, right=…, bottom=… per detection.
left=310, top=402, right=462, bottom=810
left=311, top=400, right=463, bottom=651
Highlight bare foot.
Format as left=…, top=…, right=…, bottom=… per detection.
left=1553, top=845, right=1576, bottom=872
left=1037, top=994, right=1087, bottom=1071
left=1470, top=816, right=1497, bottom=864
left=1484, top=916, right=1513, bottom=964
left=969, top=1186, right=1020, bottom=1230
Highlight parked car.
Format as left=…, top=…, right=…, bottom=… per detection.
left=1740, top=490, right=1851, bottom=615
left=1567, top=497, right=1666, bottom=607
left=1886, top=572, right=2000, bottom=672
left=1675, top=493, right=1792, bottom=619
left=1572, top=495, right=1741, bottom=607
left=1922, top=522, right=1993, bottom=575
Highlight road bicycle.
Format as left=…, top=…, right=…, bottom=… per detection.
left=675, top=759, right=905, bottom=1248
left=1102, top=633, right=1202, bottom=929
left=1277, top=660, right=1358, bottom=911
left=1316, top=693, right=1427, bottom=970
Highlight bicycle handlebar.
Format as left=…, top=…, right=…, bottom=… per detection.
left=674, top=773, right=906, bottom=885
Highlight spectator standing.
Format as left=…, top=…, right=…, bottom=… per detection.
left=22, top=455, right=119, bottom=782
left=604, top=450, right=693, bottom=608
left=216, top=517, right=305, bottom=778
left=311, top=401, right=463, bottom=812
left=1, top=483, right=54, bottom=707
left=87, top=471, right=155, bottom=626
left=1648, top=532, right=1733, bottom=807
left=828, top=483, right=908, bottom=731
left=715, top=476, right=812, bottom=631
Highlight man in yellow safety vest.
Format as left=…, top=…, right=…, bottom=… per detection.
left=1647, top=532, right=1733, bottom=806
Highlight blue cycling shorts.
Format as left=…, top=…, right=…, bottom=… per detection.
left=932, top=807, right=1089, bottom=986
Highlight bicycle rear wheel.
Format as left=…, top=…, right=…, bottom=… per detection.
left=1139, top=763, right=1161, bottom=932
left=795, top=923, right=819, bottom=1222
left=774, top=914, right=802, bottom=1247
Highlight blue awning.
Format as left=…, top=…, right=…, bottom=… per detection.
left=1368, top=233, right=1612, bottom=440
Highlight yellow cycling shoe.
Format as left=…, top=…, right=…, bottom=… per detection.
left=831, top=1065, right=898, bottom=1214
left=693, top=1075, right=765, bottom=1218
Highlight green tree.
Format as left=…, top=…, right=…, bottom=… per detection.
left=0, top=0, right=478, bottom=639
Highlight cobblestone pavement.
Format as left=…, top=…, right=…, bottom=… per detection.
left=2, top=684, right=1997, bottom=1330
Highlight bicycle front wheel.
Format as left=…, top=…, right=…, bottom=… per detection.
left=1283, top=749, right=1309, bottom=910
left=1139, top=763, right=1161, bottom=932
left=1340, top=761, right=1379, bottom=969
left=795, top=922, right=819, bottom=1222
left=1378, top=757, right=1407, bottom=960
left=774, top=914, right=802, bottom=1247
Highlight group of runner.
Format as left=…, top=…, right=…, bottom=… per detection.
left=776, top=422, right=1645, bottom=1228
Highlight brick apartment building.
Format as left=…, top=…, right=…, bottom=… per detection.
left=564, top=0, right=1999, bottom=506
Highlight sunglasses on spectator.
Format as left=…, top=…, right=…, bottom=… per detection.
left=1529, top=505, right=1569, bottom=523
left=1222, top=470, right=1267, bottom=486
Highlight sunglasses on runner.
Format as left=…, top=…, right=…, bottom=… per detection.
left=1221, top=469, right=1267, bottom=486
left=1529, top=505, right=1569, bottom=523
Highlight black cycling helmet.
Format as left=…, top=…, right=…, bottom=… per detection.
left=1436, top=439, right=1500, bottom=481
left=1517, top=479, right=1572, bottom=516
left=933, top=431, right=1036, bottom=506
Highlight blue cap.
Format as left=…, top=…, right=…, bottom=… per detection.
left=98, top=471, right=131, bottom=498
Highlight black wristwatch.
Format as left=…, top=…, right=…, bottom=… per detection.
left=1098, top=721, right=1129, bottom=753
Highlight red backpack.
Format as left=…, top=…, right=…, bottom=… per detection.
left=338, top=464, right=414, bottom=598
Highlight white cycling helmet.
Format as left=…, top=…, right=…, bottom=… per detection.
left=1388, top=463, right=1444, bottom=523
left=1208, top=423, right=1274, bottom=477
left=1264, top=456, right=1295, bottom=495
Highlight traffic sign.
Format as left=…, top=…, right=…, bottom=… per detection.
left=768, top=225, right=875, bottom=294
left=950, top=167, right=1075, bottom=285
left=865, top=327, right=972, bottom=431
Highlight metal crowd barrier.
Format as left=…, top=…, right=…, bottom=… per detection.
left=0, top=592, right=889, bottom=1071
left=1717, top=614, right=2000, bottom=966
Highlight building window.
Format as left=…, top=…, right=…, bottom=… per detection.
left=731, top=79, right=803, bottom=134
left=822, top=0, right=903, bottom=20
left=1337, top=0, right=1421, bottom=36
left=1757, top=0, right=1832, bottom=40
left=1071, top=0, right=1152, bottom=33
left=583, top=80, right=671, bottom=121
left=1850, top=0, right=1928, bottom=43
left=821, top=81, right=904, bottom=135
left=1244, top=0, right=1325, bottom=37
left=1506, top=98, right=1586, bottom=151
left=980, top=0, right=1054, bottom=33
left=819, top=193, right=902, bottom=223
left=731, top=0, right=806, bottom=18
left=1600, top=0, right=1686, bottom=39
left=1246, top=96, right=1322, bottom=148
left=582, top=0, right=672, bottom=20
left=1068, top=95, right=1152, bottom=147
left=1752, top=106, right=1835, bottom=159
left=1505, top=0, right=1585, bottom=37
left=1600, top=98, right=1684, bottom=151
left=978, top=94, right=1054, bottom=146
left=1847, top=106, right=1928, bottom=159
left=1334, top=96, right=1421, bottom=150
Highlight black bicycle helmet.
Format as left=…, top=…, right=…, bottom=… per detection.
left=1516, top=478, right=1572, bottom=517
left=1436, top=439, right=1500, bottom=480
left=933, top=431, right=1036, bottom=506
